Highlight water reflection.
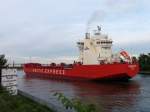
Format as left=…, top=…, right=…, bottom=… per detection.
left=70, top=81, right=140, bottom=112
left=18, top=71, right=142, bottom=112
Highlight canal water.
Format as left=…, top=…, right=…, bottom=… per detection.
left=18, top=70, right=150, bottom=112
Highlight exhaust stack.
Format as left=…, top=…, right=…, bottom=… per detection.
left=85, top=33, right=90, bottom=39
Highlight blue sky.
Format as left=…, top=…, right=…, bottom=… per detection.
left=0, top=0, right=149, bottom=63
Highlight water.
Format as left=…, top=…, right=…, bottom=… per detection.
left=18, top=70, right=150, bottom=112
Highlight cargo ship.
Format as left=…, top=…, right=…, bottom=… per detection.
left=23, top=26, right=139, bottom=80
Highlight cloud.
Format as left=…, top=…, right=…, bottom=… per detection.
left=0, top=23, right=85, bottom=57
left=0, top=0, right=149, bottom=63
left=104, top=0, right=139, bottom=12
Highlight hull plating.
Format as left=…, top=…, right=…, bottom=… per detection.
left=23, top=63, right=139, bottom=81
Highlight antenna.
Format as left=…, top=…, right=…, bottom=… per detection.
left=94, top=26, right=101, bottom=35
left=97, top=26, right=101, bottom=31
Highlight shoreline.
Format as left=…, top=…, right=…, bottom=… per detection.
left=139, top=71, right=150, bottom=74
left=0, top=87, right=55, bottom=112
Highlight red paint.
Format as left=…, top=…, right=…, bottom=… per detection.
left=23, top=63, right=139, bottom=80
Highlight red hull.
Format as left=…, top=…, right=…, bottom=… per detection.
left=23, top=63, right=139, bottom=80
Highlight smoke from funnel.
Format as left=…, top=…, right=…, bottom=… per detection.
left=86, top=10, right=106, bottom=33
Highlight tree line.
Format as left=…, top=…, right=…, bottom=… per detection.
left=139, top=53, right=150, bottom=71
left=0, top=54, right=150, bottom=72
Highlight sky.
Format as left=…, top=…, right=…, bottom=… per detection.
left=0, top=0, right=149, bottom=63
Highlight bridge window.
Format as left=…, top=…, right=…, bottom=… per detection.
left=101, top=41, right=112, bottom=44
left=97, top=41, right=100, bottom=44
left=77, top=42, right=84, bottom=45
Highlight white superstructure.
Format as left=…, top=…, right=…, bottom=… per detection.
left=77, top=26, right=113, bottom=65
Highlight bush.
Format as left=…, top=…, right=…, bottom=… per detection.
left=54, top=92, right=98, bottom=112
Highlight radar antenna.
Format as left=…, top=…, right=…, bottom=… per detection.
left=97, top=26, right=101, bottom=31
left=94, top=26, right=101, bottom=35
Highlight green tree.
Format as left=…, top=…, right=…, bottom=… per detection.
left=0, top=54, right=8, bottom=85
left=139, top=53, right=150, bottom=71
left=0, top=54, right=7, bottom=68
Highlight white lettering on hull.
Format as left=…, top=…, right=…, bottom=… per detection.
left=32, top=68, right=65, bottom=75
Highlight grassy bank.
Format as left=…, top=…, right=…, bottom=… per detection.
left=0, top=87, right=54, bottom=112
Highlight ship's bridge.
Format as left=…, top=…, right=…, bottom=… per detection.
left=77, top=26, right=113, bottom=65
